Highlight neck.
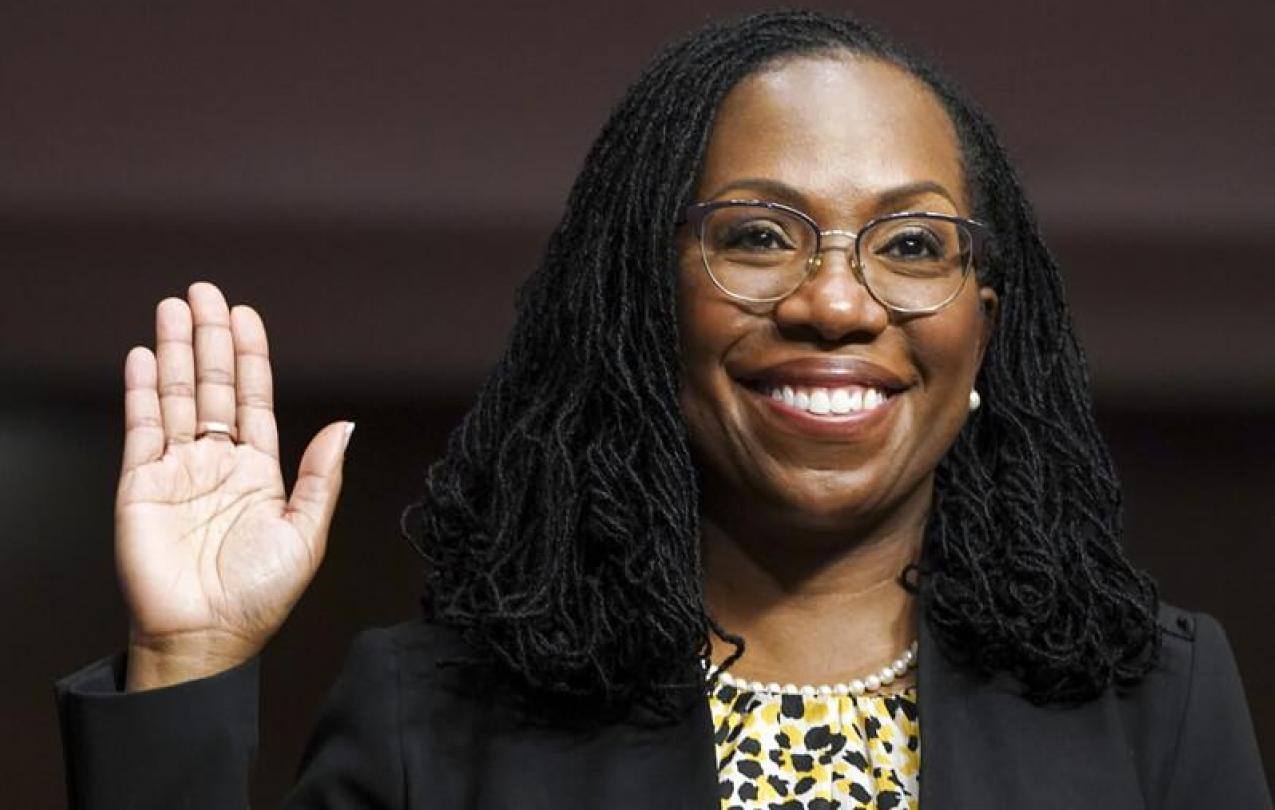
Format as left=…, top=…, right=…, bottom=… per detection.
left=700, top=480, right=928, bottom=688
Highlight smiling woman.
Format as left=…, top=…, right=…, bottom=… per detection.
left=679, top=55, right=1000, bottom=711
left=53, top=8, right=1270, bottom=810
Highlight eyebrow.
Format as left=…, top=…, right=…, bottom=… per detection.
left=703, top=177, right=959, bottom=212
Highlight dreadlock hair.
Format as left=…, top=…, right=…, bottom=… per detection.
left=398, top=7, right=1162, bottom=719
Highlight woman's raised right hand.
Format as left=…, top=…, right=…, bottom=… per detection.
left=115, top=281, right=354, bottom=691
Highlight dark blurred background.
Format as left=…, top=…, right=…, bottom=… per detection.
left=4, top=1, right=1272, bottom=804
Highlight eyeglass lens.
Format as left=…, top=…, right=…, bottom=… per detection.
left=699, top=205, right=973, bottom=309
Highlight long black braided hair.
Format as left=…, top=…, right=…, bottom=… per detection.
left=398, top=8, right=1161, bottom=717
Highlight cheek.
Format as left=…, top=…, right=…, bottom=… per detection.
left=676, top=250, right=732, bottom=385
left=677, top=295, right=725, bottom=408
left=906, top=301, right=985, bottom=427
left=674, top=261, right=750, bottom=451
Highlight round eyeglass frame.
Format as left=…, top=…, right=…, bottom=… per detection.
left=680, top=199, right=991, bottom=315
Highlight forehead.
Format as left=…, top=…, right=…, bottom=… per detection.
left=695, top=54, right=967, bottom=214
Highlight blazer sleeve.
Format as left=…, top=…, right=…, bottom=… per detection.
left=53, top=628, right=406, bottom=810
left=1160, top=611, right=1272, bottom=809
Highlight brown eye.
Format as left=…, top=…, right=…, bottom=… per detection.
left=721, top=222, right=796, bottom=251
left=877, top=228, right=944, bottom=260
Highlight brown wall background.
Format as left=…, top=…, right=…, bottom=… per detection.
left=3, top=1, right=1272, bottom=803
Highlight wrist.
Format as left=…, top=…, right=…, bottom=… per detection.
left=125, top=631, right=259, bottom=692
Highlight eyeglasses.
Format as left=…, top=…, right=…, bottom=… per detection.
left=681, top=199, right=990, bottom=315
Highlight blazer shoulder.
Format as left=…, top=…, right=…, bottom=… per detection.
left=1154, top=599, right=1197, bottom=644
left=363, top=616, right=478, bottom=673
left=1147, top=600, right=1194, bottom=674
left=1145, top=601, right=1272, bottom=805
left=1128, top=599, right=1204, bottom=702
left=1147, top=599, right=1242, bottom=686
left=1109, top=600, right=1202, bottom=774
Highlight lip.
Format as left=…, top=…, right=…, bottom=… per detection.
left=735, top=356, right=911, bottom=392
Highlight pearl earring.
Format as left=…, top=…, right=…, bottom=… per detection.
left=968, top=389, right=981, bottom=411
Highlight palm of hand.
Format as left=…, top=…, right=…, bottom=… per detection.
left=117, top=439, right=307, bottom=654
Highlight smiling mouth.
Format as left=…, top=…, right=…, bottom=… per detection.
left=740, top=379, right=896, bottom=417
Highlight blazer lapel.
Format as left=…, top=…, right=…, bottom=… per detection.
left=917, top=611, right=1147, bottom=809
left=411, top=624, right=721, bottom=810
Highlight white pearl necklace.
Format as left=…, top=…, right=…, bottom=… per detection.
left=703, top=639, right=918, bottom=698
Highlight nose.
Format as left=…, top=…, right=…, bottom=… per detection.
left=772, top=240, right=890, bottom=341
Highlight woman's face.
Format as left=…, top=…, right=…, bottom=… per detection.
left=676, top=53, right=998, bottom=536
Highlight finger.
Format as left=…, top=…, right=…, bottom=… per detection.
left=121, top=346, right=165, bottom=474
left=187, top=281, right=237, bottom=443
left=230, top=305, right=279, bottom=460
left=284, top=421, right=355, bottom=564
left=155, top=297, right=197, bottom=444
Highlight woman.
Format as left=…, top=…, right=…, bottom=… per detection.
left=54, top=9, right=1269, bottom=809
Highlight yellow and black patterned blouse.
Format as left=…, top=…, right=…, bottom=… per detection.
left=708, top=678, right=920, bottom=809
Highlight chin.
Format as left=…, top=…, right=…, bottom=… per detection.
left=751, top=482, right=892, bottom=534
left=753, top=457, right=936, bottom=533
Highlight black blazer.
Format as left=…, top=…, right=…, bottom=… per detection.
left=54, top=600, right=1271, bottom=809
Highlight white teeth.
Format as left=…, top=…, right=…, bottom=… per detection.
left=829, top=388, right=852, bottom=414
left=764, top=384, right=890, bottom=415
left=808, top=388, right=831, bottom=414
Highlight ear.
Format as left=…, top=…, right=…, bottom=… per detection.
left=975, top=285, right=999, bottom=370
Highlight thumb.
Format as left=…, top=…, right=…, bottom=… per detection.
left=285, top=421, right=355, bottom=562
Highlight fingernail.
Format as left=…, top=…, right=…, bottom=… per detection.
left=342, top=421, right=356, bottom=452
